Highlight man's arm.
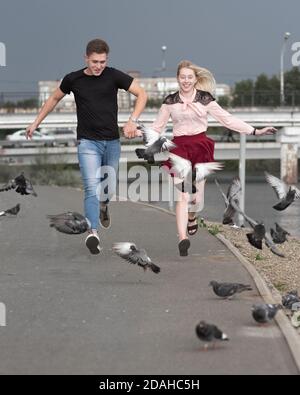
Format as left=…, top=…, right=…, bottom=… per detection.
left=123, top=80, right=147, bottom=139
left=26, top=88, right=66, bottom=139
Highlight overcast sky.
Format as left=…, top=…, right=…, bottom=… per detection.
left=0, top=0, right=299, bottom=92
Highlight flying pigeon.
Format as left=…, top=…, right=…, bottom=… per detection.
left=0, top=203, right=21, bottom=217
left=0, top=173, right=37, bottom=197
left=209, top=281, right=252, bottom=299
left=282, top=290, right=300, bottom=310
left=195, top=321, right=229, bottom=349
left=252, top=304, right=282, bottom=324
left=270, top=223, right=290, bottom=244
left=229, top=200, right=265, bottom=249
left=135, top=122, right=176, bottom=164
left=47, top=212, right=90, bottom=234
left=230, top=200, right=285, bottom=257
left=264, top=172, right=300, bottom=211
left=112, top=242, right=160, bottom=273
left=215, top=177, right=242, bottom=225
left=169, top=153, right=223, bottom=194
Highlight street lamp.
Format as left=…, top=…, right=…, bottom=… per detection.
left=280, top=32, right=291, bottom=106
left=161, top=45, right=167, bottom=71
left=161, top=45, right=167, bottom=95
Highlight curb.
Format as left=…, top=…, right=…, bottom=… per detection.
left=216, top=232, right=300, bottom=374
left=129, top=200, right=300, bottom=374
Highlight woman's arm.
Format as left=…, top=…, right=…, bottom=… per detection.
left=207, top=101, right=277, bottom=136
left=151, top=104, right=171, bottom=134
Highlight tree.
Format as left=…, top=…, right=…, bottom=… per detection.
left=232, top=67, right=300, bottom=107
left=232, top=79, right=254, bottom=107
left=255, top=73, right=279, bottom=106
left=284, top=67, right=300, bottom=106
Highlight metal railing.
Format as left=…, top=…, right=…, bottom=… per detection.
left=1, top=91, right=300, bottom=112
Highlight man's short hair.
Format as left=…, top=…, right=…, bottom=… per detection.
left=86, top=39, right=110, bottom=56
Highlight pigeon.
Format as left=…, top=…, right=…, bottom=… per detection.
left=291, top=311, right=300, bottom=328
left=264, top=172, right=300, bottom=211
left=291, top=302, right=300, bottom=312
left=0, top=173, right=37, bottom=197
left=135, top=122, right=176, bottom=164
left=215, top=177, right=241, bottom=225
left=282, top=290, right=300, bottom=310
left=112, top=242, right=160, bottom=273
left=169, top=153, right=223, bottom=194
left=230, top=200, right=285, bottom=257
left=252, top=304, right=282, bottom=324
left=229, top=200, right=266, bottom=249
left=195, top=321, right=229, bottom=349
left=209, top=280, right=252, bottom=299
left=270, top=223, right=290, bottom=244
left=47, top=212, right=90, bottom=234
left=0, top=203, right=21, bottom=217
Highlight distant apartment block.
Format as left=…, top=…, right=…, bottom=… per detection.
left=39, top=81, right=75, bottom=110
left=39, top=73, right=231, bottom=111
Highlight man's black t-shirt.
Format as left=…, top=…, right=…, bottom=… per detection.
left=60, top=67, right=133, bottom=140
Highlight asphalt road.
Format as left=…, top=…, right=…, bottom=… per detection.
left=0, top=186, right=298, bottom=375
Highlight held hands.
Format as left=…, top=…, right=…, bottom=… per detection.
left=123, top=119, right=142, bottom=139
left=255, top=127, right=278, bottom=136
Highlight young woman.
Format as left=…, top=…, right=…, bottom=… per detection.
left=151, top=60, right=277, bottom=257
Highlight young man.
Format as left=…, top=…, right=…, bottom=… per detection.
left=26, top=38, right=147, bottom=254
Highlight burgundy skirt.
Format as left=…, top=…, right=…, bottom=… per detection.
left=162, top=132, right=215, bottom=176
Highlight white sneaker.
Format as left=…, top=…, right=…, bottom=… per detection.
left=85, top=230, right=101, bottom=255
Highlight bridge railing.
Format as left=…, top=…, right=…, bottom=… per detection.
left=1, top=91, right=300, bottom=112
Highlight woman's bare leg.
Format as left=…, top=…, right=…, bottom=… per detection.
left=176, top=191, right=190, bottom=241
left=188, top=179, right=206, bottom=222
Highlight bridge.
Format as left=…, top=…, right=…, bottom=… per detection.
left=0, top=110, right=300, bottom=183
left=0, top=141, right=286, bottom=166
left=0, top=109, right=300, bottom=129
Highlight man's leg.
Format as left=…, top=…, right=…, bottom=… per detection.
left=99, top=139, right=121, bottom=228
left=78, top=139, right=104, bottom=253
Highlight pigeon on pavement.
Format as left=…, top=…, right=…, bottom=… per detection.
left=135, top=122, right=176, bottom=164
left=252, top=304, right=282, bottom=324
left=112, top=242, right=160, bottom=273
left=209, top=281, right=252, bottom=299
left=195, top=321, right=229, bottom=349
left=0, top=173, right=37, bottom=197
left=47, top=212, right=90, bottom=234
left=0, top=203, right=21, bottom=217
left=215, top=177, right=241, bottom=225
left=270, top=223, right=290, bottom=244
left=264, top=172, right=300, bottom=211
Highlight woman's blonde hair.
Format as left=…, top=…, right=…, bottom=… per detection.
left=177, top=60, right=216, bottom=95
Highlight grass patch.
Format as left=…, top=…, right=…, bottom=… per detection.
left=208, top=225, right=221, bottom=236
left=0, top=163, right=81, bottom=188
left=198, top=218, right=207, bottom=228
left=255, top=253, right=264, bottom=261
left=274, top=282, right=288, bottom=292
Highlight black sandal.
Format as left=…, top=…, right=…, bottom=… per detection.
left=178, top=239, right=191, bottom=257
left=187, top=217, right=198, bottom=236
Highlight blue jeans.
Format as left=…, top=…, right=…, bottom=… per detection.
left=77, top=138, right=121, bottom=230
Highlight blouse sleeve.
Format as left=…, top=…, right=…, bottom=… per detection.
left=151, top=104, right=171, bottom=134
left=207, top=101, right=254, bottom=135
